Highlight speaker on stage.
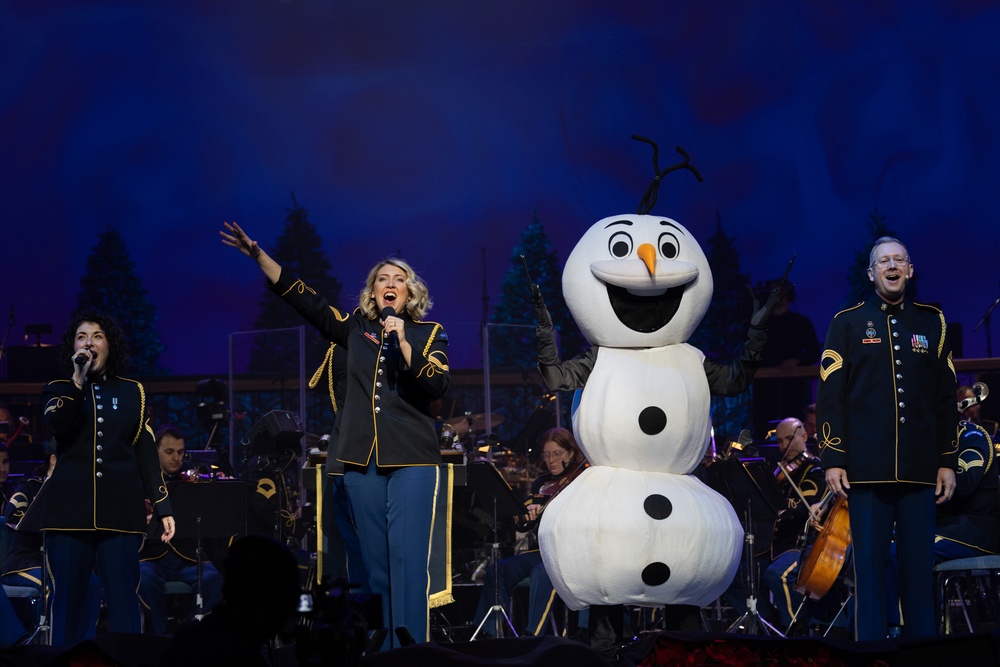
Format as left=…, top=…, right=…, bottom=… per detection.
left=247, top=410, right=305, bottom=456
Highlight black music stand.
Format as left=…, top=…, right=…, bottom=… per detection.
left=467, top=462, right=528, bottom=640
left=14, top=479, right=52, bottom=645
left=147, top=481, right=243, bottom=619
left=705, top=457, right=785, bottom=637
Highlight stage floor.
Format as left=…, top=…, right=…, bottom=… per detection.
left=2, top=629, right=999, bottom=667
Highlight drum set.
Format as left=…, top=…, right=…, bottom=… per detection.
left=438, top=412, right=531, bottom=486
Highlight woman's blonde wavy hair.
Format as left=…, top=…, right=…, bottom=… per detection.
left=358, top=258, right=433, bottom=320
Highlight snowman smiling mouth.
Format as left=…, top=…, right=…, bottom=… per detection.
left=606, top=283, right=686, bottom=333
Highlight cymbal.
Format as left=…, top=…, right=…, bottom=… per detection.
left=444, top=413, right=505, bottom=433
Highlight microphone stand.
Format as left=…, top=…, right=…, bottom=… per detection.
left=727, top=502, right=784, bottom=637
left=233, top=414, right=253, bottom=538
left=470, top=492, right=518, bottom=640
left=974, top=291, right=1000, bottom=358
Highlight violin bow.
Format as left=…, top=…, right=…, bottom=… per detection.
left=776, top=460, right=823, bottom=525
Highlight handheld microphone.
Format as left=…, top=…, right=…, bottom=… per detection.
left=74, top=353, right=89, bottom=367
left=380, top=306, right=399, bottom=349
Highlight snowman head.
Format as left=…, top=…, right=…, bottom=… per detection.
left=562, top=214, right=713, bottom=348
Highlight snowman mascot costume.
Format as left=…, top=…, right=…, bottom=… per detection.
left=533, top=140, right=782, bottom=648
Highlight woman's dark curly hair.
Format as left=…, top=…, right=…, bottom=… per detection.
left=59, top=311, right=130, bottom=377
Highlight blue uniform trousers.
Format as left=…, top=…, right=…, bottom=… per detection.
left=345, top=461, right=437, bottom=650
left=47, top=531, right=142, bottom=647
left=322, top=473, right=370, bottom=593
left=138, top=550, right=223, bottom=634
left=934, top=539, right=989, bottom=564
left=849, top=484, right=935, bottom=640
left=2, top=568, right=102, bottom=641
left=762, top=550, right=803, bottom=630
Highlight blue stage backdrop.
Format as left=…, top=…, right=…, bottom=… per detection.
left=3, top=1, right=1000, bottom=375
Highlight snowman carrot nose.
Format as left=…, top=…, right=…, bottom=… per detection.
left=637, top=243, right=656, bottom=275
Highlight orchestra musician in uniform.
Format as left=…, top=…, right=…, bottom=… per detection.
left=934, top=387, right=998, bottom=563
left=472, top=427, right=587, bottom=636
left=761, top=417, right=830, bottom=632
left=139, top=425, right=224, bottom=634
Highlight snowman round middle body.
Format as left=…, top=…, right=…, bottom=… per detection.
left=538, top=214, right=743, bottom=610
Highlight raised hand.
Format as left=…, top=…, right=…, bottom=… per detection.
left=220, top=221, right=281, bottom=283
left=220, top=221, right=261, bottom=259
left=533, top=284, right=553, bottom=328
left=750, top=254, right=796, bottom=329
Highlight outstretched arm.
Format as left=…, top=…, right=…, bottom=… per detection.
left=533, top=284, right=595, bottom=391
left=220, top=221, right=282, bottom=284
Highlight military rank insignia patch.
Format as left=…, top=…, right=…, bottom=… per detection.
left=820, top=349, right=843, bottom=381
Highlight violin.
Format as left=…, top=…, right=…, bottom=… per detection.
left=774, top=451, right=809, bottom=485
left=515, top=456, right=588, bottom=531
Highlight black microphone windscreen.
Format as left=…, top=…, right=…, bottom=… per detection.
left=381, top=306, right=399, bottom=349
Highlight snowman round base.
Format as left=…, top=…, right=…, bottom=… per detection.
left=538, top=466, right=742, bottom=610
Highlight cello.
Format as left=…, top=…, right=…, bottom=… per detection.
left=794, top=492, right=851, bottom=600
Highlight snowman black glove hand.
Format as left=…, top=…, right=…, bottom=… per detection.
left=751, top=254, right=795, bottom=331
left=533, top=284, right=553, bottom=329
left=749, top=284, right=781, bottom=330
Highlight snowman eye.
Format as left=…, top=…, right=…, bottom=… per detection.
left=658, top=232, right=679, bottom=259
left=608, top=231, right=634, bottom=258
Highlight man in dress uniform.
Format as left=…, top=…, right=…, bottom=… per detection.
left=817, top=236, right=958, bottom=640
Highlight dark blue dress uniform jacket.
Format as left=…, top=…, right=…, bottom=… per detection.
left=935, top=421, right=999, bottom=555
left=269, top=271, right=451, bottom=468
left=817, top=296, right=958, bottom=484
left=41, top=376, right=171, bottom=533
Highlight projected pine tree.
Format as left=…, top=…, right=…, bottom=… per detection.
left=690, top=213, right=752, bottom=360
left=843, top=208, right=909, bottom=308
left=249, top=194, right=343, bottom=381
left=689, top=213, right=752, bottom=449
left=490, top=213, right=584, bottom=371
left=74, top=227, right=166, bottom=376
